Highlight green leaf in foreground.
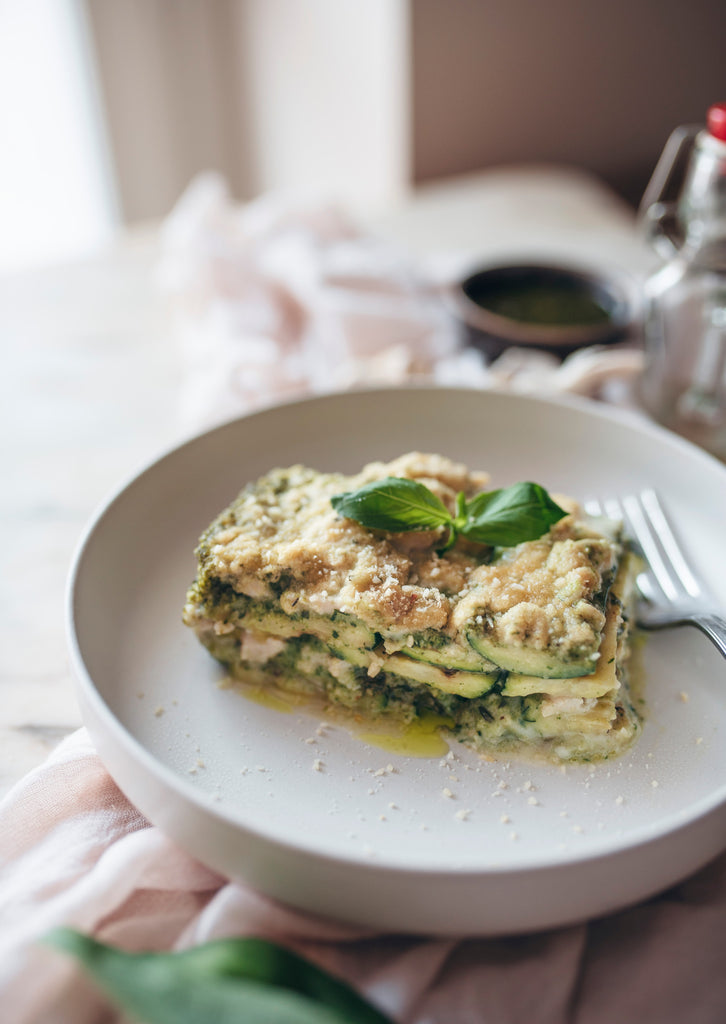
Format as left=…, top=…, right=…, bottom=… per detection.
left=331, top=476, right=567, bottom=551
left=46, top=929, right=392, bottom=1024
left=463, top=481, right=568, bottom=547
left=331, top=476, right=452, bottom=532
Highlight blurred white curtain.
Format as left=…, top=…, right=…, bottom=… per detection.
left=85, top=0, right=410, bottom=224
left=0, top=0, right=118, bottom=272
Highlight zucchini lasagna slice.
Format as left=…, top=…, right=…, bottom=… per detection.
left=183, top=453, right=641, bottom=763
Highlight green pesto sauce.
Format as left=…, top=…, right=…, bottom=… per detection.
left=466, top=278, right=611, bottom=327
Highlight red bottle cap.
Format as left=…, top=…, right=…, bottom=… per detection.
left=707, top=102, right=726, bottom=141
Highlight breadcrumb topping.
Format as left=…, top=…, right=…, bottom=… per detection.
left=200, top=452, right=617, bottom=654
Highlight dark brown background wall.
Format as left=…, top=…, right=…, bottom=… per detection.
left=411, top=0, right=726, bottom=206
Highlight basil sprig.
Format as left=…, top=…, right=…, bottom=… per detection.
left=331, top=477, right=567, bottom=551
left=46, top=929, right=392, bottom=1024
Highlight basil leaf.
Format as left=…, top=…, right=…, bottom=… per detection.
left=462, top=481, right=567, bottom=547
left=331, top=474, right=566, bottom=550
left=46, top=929, right=392, bottom=1024
left=331, top=477, right=452, bottom=533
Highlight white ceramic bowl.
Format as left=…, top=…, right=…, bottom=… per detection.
left=67, top=386, right=726, bottom=936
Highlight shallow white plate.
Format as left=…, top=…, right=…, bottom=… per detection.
left=68, top=386, right=726, bottom=936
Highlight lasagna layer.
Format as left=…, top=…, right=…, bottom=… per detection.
left=183, top=453, right=641, bottom=763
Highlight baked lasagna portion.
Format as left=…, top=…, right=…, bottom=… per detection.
left=183, top=453, right=641, bottom=763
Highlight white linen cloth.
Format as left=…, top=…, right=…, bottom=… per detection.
left=157, top=173, right=644, bottom=432
left=4, top=176, right=720, bottom=1023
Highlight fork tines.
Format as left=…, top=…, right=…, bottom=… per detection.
left=584, top=490, right=703, bottom=606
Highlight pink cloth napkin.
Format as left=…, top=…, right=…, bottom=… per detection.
left=1, top=729, right=726, bottom=1024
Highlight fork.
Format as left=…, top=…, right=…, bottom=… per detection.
left=584, top=489, right=726, bottom=659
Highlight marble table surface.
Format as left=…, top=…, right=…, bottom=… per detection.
left=0, top=166, right=653, bottom=799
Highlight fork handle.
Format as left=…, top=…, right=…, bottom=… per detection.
left=692, top=613, right=726, bottom=659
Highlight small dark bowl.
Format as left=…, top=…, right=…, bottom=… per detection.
left=445, top=262, right=635, bottom=362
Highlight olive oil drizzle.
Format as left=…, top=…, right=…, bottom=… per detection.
left=228, top=677, right=452, bottom=759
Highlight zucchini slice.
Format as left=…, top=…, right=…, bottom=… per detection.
left=502, top=594, right=621, bottom=698
left=234, top=604, right=377, bottom=650
left=399, top=640, right=497, bottom=673
left=383, top=654, right=501, bottom=698
left=465, top=630, right=596, bottom=678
